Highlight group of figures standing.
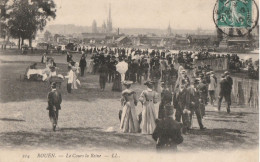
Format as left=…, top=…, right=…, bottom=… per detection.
left=46, top=47, right=234, bottom=151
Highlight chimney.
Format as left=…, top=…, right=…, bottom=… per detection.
left=118, top=28, right=119, bottom=35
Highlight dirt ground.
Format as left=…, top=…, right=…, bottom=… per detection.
left=0, top=51, right=258, bottom=152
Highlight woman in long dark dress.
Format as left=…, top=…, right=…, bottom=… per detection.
left=112, top=71, right=122, bottom=92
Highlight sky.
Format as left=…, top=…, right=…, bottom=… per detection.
left=48, top=0, right=219, bottom=30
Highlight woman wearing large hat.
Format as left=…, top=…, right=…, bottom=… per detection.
left=120, top=81, right=140, bottom=133
left=139, top=80, right=159, bottom=134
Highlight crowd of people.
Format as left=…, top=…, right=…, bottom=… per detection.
left=45, top=47, right=236, bottom=151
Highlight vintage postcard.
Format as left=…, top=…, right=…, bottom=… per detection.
left=0, top=0, right=259, bottom=161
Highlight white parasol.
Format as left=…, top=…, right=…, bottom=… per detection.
left=116, top=61, right=128, bottom=74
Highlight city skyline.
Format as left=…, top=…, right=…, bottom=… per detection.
left=48, top=0, right=218, bottom=30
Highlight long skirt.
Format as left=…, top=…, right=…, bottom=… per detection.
left=87, top=61, right=94, bottom=74
left=112, top=75, right=122, bottom=92
left=141, top=101, right=157, bottom=134
left=71, top=72, right=78, bottom=89
left=120, top=102, right=140, bottom=133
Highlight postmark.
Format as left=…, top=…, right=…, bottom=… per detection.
left=213, top=0, right=259, bottom=37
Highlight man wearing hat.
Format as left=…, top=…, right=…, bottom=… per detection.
left=47, top=82, right=62, bottom=131
left=79, top=56, right=87, bottom=77
left=225, top=71, right=233, bottom=91
left=152, top=106, right=183, bottom=151
left=196, top=78, right=208, bottom=117
left=158, top=82, right=172, bottom=119
left=160, top=57, right=168, bottom=82
left=150, top=65, right=161, bottom=92
left=218, top=72, right=232, bottom=113
left=173, top=80, right=189, bottom=133
left=167, top=64, right=178, bottom=92
left=98, top=61, right=108, bottom=91
left=108, top=57, right=117, bottom=83
left=208, top=72, right=217, bottom=106
left=186, top=79, right=206, bottom=130
left=140, top=58, right=149, bottom=81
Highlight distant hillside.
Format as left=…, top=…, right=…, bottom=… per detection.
left=45, top=24, right=215, bottom=36
left=45, top=24, right=92, bottom=35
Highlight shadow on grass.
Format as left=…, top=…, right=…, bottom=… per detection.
left=0, top=127, right=155, bottom=150
left=204, top=110, right=257, bottom=119
left=0, top=118, right=25, bottom=122
left=205, top=118, right=247, bottom=123
left=179, top=128, right=258, bottom=150
left=0, top=126, right=257, bottom=150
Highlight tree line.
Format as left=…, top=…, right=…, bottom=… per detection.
left=0, top=0, right=56, bottom=49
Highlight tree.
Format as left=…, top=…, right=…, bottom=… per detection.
left=0, top=0, right=12, bottom=46
left=44, top=30, right=52, bottom=42
left=4, top=0, right=56, bottom=48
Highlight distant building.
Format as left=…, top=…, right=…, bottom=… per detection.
left=81, top=32, right=121, bottom=45
left=115, top=36, right=132, bottom=45
left=167, top=22, right=172, bottom=36
left=81, top=33, right=107, bottom=44
left=106, top=3, right=113, bottom=33
left=101, top=21, right=107, bottom=33
left=174, top=37, right=190, bottom=47
left=131, top=35, right=163, bottom=47
left=95, top=3, right=113, bottom=34
left=92, top=20, right=98, bottom=33
left=187, top=35, right=216, bottom=47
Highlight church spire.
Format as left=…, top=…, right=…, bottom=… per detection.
left=107, top=3, right=113, bottom=33
left=167, top=21, right=172, bottom=36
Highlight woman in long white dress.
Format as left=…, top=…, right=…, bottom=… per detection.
left=120, top=81, right=140, bottom=133
left=139, top=81, right=159, bottom=134
left=71, top=63, right=79, bottom=89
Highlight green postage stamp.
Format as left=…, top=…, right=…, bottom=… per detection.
left=217, top=0, right=252, bottom=28
left=214, top=0, right=258, bottom=36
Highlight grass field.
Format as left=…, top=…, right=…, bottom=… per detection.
left=0, top=50, right=258, bottom=152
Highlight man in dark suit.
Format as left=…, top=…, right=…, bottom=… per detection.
left=152, top=106, right=183, bottom=151
left=186, top=79, right=206, bottom=130
left=47, top=83, right=62, bottom=131
left=173, top=81, right=189, bottom=134
left=225, top=71, right=233, bottom=112
left=158, top=82, right=172, bottom=119
left=197, top=78, right=208, bottom=117
left=99, top=61, right=108, bottom=91
left=108, top=56, right=117, bottom=83
left=150, top=65, right=161, bottom=92
left=79, top=56, right=87, bottom=77
left=218, top=72, right=232, bottom=113
left=141, top=59, right=149, bottom=81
